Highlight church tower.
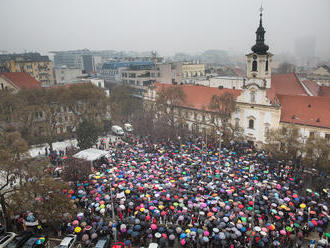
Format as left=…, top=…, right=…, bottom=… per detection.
left=245, top=7, right=273, bottom=89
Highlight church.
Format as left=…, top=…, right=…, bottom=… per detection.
left=145, top=10, right=330, bottom=146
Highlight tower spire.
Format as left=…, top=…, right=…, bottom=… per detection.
left=251, top=6, right=269, bottom=55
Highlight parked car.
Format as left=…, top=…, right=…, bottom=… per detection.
left=124, top=123, right=133, bottom=132
left=111, top=125, right=124, bottom=136
left=5, top=232, right=32, bottom=248
left=94, top=235, right=110, bottom=248
left=22, top=234, right=48, bottom=248
left=0, top=232, right=16, bottom=248
left=58, top=234, right=76, bottom=248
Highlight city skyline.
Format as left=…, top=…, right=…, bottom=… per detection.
left=0, top=0, right=329, bottom=58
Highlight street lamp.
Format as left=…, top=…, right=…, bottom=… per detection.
left=217, top=130, right=222, bottom=163
left=178, top=136, right=181, bottom=154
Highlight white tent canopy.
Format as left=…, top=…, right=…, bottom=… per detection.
left=73, top=148, right=108, bottom=162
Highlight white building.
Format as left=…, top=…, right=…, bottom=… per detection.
left=54, top=66, right=86, bottom=84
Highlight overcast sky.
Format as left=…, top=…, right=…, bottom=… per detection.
left=0, top=0, right=329, bottom=57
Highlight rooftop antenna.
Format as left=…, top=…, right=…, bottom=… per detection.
left=260, top=1, right=264, bottom=16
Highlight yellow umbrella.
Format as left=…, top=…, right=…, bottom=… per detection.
left=74, top=227, right=82, bottom=233
left=300, top=203, right=306, bottom=209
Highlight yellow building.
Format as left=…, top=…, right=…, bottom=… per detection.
left=0, top=53, right=54, bottom=85
left=182, top=63, right=205, bottom=78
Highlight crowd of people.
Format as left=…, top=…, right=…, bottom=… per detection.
left=35, top=136, right=330, bottom=247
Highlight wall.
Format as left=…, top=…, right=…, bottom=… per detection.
left=54, top=68, right=84, bottom=84
left=0, top=77, right=17, bottom=92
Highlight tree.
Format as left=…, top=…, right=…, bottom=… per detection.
left=76, top=120, right=99, bottom=150
left=0, top=132, right=54, bottom=230
left=264, top=125, right=302, bottom=161
left=155, top=85, right=186, bottom=139
left=208, top=92, right=236, bottom=147
left=9, top=177, right=76, bottom=231
left=0, top=132, right=28, bottom=230
left=109, top=85, right=143, bottom=123
left=0, top=83, right=109, bottom=146
left=62, top=157, right=92, bottom=182
left=304, top=136, right=330, bottom=170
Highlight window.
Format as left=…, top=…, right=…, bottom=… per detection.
left=309, top=132, right=315, bottom=138
left=252, top=60, right=257, bottom=72
left=1, top=83, right=3, bottom=90
left=194, top=112, right=197, bottom=120
left=235, top=118, right=240, bottom=128
left=250, top=91, right=256, bottom=103
left=325, top=134, right=330, bottom=141
left=248, top=119, right=254, bottom=129
left=266, top=60, right=269, bottom=71
left=264, top=124, right=270, bottom=136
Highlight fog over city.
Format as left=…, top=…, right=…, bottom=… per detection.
left=0, top=0, right=329, bottom=57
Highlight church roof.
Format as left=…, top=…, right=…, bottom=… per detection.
left=302, top=79, right=320, bottom=96
left=319, top=86, right=330, bottom=97
left=278, top=94, right=330, bottom=129
left=155, top=83, right=242, bottom=111
left=0, top=72, right=41, bottom=90
left=266, top=73, right=308, bottom=102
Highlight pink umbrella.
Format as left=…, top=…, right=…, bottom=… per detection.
left=280, top=230, right=286, bottom=235
left=204, top=231, right=210, bottom=236
left=151, top=224, right=157, bottom=230
left=72, top=220, right=79, bottom=226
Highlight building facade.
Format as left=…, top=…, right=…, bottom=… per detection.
left=0, top=53, right=54, bottom=85
left=143, top=10, right=330, bottom=146
left=54, top=67, right=86, bottom=84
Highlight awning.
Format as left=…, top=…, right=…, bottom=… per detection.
left=73, top=148, right=109, bottom=161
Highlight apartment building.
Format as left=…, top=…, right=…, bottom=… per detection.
left=0, top=53, right=54, bottom=85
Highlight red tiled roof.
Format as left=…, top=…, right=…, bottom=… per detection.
left=0, top=72, right=41, bottom=90
left=302, top=79, right=320, bottom=96
left=155, top=83, right=242, bottom=111
left=278, top=94, right=330, bottom=129
left=266, top=73, right=308, bottom=102
left=319, top=86, right=330, bottom=97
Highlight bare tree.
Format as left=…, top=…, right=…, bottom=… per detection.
left=62, top=157, right=91, bottom=182
left=155, top=85, right=187, bottom=139
left=264, top=125, right=302, bottom=161
left=208, top=92, right=236, bottom=147
left=10, top=177, right=76, bottom=231
left=304, top=136, right=330, bottom=171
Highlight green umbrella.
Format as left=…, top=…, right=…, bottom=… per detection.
left=325, top=232, right=330, bottom=238
left=247, top=207, right=253, bottom=211
left=241, top=217, right=247, bottom=223
left=294, top=223, right=300, bottom=228
left=271, top=209, right=277, bottom=214
left=173, top=202, right=179, bottom=207
left=286, top=226, right=293, bottom=232
left=314, top=192, right=320, bottom=197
